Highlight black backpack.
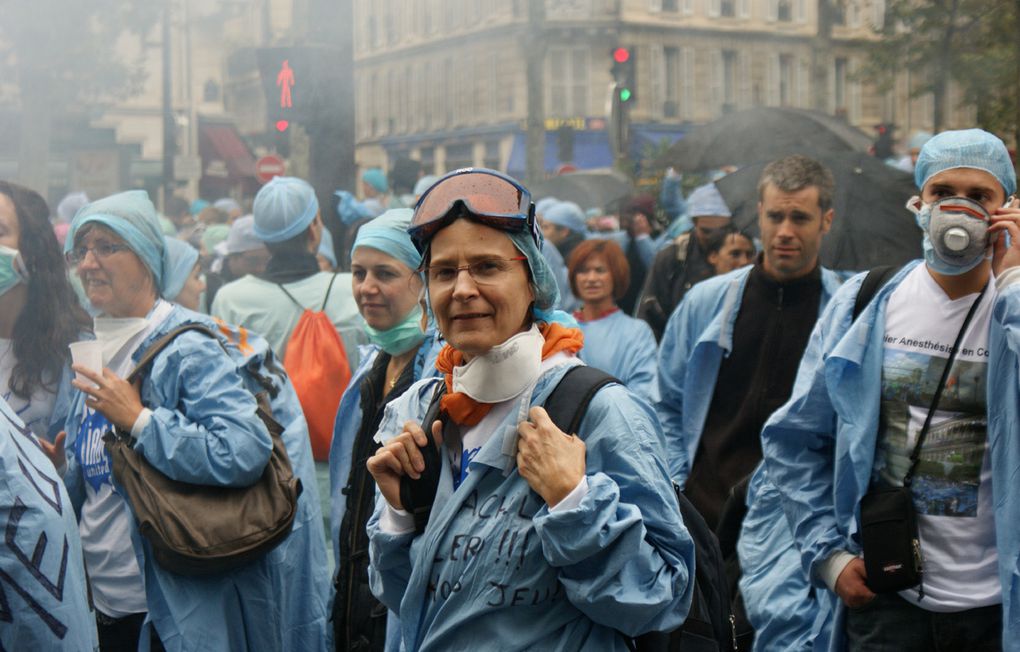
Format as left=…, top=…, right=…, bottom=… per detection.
left=399, top=365, right=738, bottom=652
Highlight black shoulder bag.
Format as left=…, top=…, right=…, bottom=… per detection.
left=860, top=282, right=987, bottom=597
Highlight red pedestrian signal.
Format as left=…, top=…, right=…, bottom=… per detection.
left=613, top=48, right=631, bottom=64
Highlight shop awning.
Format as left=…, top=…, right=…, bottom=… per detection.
left=199, top=120, right=256, bottom=178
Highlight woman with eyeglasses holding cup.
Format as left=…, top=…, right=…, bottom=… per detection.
left=365, top=169, right=694, bottom=650
left=41, top=191, right=329, bottom=651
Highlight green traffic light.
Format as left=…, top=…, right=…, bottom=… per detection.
left=619, top=88, right=632, bottom=102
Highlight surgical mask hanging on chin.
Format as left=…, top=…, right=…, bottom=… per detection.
left=907, top=195, right=991, bottom=276
left=452, top=325, right=544, bottom=403
left=0, top=245, right=28, bottom=297
left=365, top=305, right=426, bottom=356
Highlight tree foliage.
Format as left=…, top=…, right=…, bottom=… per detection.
left=861, top=0, right=1014, bottom=136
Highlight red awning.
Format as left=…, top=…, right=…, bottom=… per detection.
left=199, top=121, right=256, bottom=178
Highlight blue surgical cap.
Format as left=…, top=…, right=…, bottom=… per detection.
left=908, top=131, right=933, bottom=152
left=507, top=229, right=576, bottom=326
left=253, top=176, right=319, bottom=243
left=163, top=237, right=199, bottom=302
left=318, top=228, right=338, bottom=269
left=687, top=183, right=732, bottom=218
left=352, top=208, right=421, bottom=271
left=190, top=199, right=209, bottom=216
left=363, top=168, right=388, bottom=193
left=225, top=215, right=264, bottom=254
left=202, top=223, right=230, bottom=254
left=413, top=175, right=440, bottom=198
left=915, top=129, right=1017, bottom=196
left=65, top=190, right=170, bottom=293
left=543, top=201, right=587, bottom=234
left=535, top=197, right=560, bottom=216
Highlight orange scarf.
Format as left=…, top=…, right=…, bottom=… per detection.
left=434, top=322, right=585, bottom=426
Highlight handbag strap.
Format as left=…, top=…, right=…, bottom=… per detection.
left=127, top=323, right=226, bottom=385
left=903, top=282, right=988, bottom=487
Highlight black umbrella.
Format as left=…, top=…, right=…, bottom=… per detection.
left=658, top=107, right=873, bottom=172
left=714, top=152, right=922, bottom=271
left=528, top=169, right=633, bottom=211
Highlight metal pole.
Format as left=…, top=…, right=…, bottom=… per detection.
left=525, top=0, right=547, bottom=186
left=162, top=0, right=175, bottom=210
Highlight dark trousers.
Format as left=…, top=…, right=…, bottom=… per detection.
left=845, top=592, right=1001, bottom=652
left=97, top=612, right=165, bottom=652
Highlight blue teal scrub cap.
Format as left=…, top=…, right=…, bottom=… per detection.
left=915, top=129, right=1017, bottom=196
left=65, top=190, right=169, bottom=293
left=352, top=208, right=421, bottom=271
left=163, top=237, right=199, bottom=301
left=688, top=183, right=732, bottom=218
left=543, top=201, right=587, bottom=234
left=253, top=176, right=319, bottom=243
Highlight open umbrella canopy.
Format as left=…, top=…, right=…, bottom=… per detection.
left=528, top=169, right=633, bottom=211
left=714, top=152, right=922, bottom=272
left=658, top=107, right=873, bottom=172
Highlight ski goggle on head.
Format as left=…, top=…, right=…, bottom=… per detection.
left=409, top=168, right=538, bottom=253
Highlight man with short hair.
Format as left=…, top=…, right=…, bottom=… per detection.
left=637, top=183, right=734, bottom=339
left=762, top=129, right=1020, bottom=649
left=656, top=155, right=842, bottom=528
left=211, top=176, right=365, bottom=368
left=540, top=200, right=587, bottom=261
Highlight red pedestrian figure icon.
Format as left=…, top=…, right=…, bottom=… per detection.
left=277, top=59, right=295, bottom=108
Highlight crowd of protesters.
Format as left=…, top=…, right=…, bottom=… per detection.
left=4, top=126, right=1020, bottom=652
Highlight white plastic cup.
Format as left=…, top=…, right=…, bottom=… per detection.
left=69, top=341, right=103, bottom=385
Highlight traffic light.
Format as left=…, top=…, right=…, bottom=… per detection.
left=255, top=47, right=341, bottom=132
left=611, top=47, right=636, bottom=104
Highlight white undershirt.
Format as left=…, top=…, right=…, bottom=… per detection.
left=79, top=300, right=173, bottom=617
left=381, top=352, right=587, bottom=534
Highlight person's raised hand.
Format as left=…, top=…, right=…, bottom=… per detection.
left=834, top=557, right=876, bottom=609
left=366, top=419, right=443, bottom=510
left=517, top=406, right=586, bottom=507
left=38, top=430, right=66, bottom=472
left=72, top=366, right=144, bottom=432
left=990, top=200, right=1020, bottom=276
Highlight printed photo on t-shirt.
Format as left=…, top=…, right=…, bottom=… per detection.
left=875, top=350, right=987, bottom=517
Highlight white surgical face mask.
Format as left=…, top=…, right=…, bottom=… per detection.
left=452, top=325, right=544, bottom=403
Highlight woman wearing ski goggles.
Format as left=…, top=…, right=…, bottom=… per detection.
left=408, top=168, right=541, bottom=252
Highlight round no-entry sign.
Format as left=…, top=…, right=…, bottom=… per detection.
left=255, top=155, right=286, bottom=184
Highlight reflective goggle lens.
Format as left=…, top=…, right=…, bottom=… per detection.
left=410, top=169, right=532, bottom=245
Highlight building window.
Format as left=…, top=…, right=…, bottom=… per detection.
left=834, top=57, right=847, bottom=114
left=832, top=1, right=846, bottom=25
left=721, top=0, right=736, bottom=17
left=664, top=46, right=680, bottom=117
left=484, top=140, right=501, bottom=169
left=779, top=54, right=794, bottom=105
left=722, top=50, right=737, bottom=111
left=777, top=0, right=792, bottom=21
left=662, top=0, right=679, bottom=10
left=548, top=47, right=590, bottom=118
left=203, top=79, right=220, bottom=103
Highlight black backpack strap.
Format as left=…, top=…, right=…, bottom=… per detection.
left=543, top=365, right=619, bottom=436
left=400, top=382, right=447, bottom=535
left=276, top=283, right=305, bottom=310
left=320, top=272, right=339, bottom=311
left=852, top=265, right=901, bottom=321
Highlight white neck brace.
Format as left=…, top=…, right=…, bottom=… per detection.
left=452, top=325, right=544, bottom=403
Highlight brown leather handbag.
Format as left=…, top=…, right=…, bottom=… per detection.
left=104, top=324, right=302, bottom=576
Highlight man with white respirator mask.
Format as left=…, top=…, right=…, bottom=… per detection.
left=761, top=129, right=1020, bottom=651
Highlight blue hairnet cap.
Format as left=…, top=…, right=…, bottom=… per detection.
left=915, top=129, right=1017, bottom=196
left=225, top=215, right=264, bottom=254
left=163, top=237, right=199, bottom=301
left=907, top=131, right=933, bottom=152
left=352, top=208, right=421, bottom=271
left=253, top=176, right=320, bottom=243
left=507, top=229, right=567, bottom=323
left=202, top=223, right=230, bottom=253
left=334, top=190, right=377, bottom=225
left=543, top=201, right=587, bottom=234
left=413, top=175, right=440, bottom=197
left=65, top=190, right=169, bottom=293
left=213, top=197, right=241, bottom=214
left=317, top=228, right=338, bottom=269
left=687, top=183, right=732, bottom=218
left=363, top=168, right=388, bottom=193
left=535, top=197, right=559, bottom=216
left=190, top=199, right=209, bottom=216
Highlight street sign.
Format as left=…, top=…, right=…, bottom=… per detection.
left=255, top=155, right=286, bottom=184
